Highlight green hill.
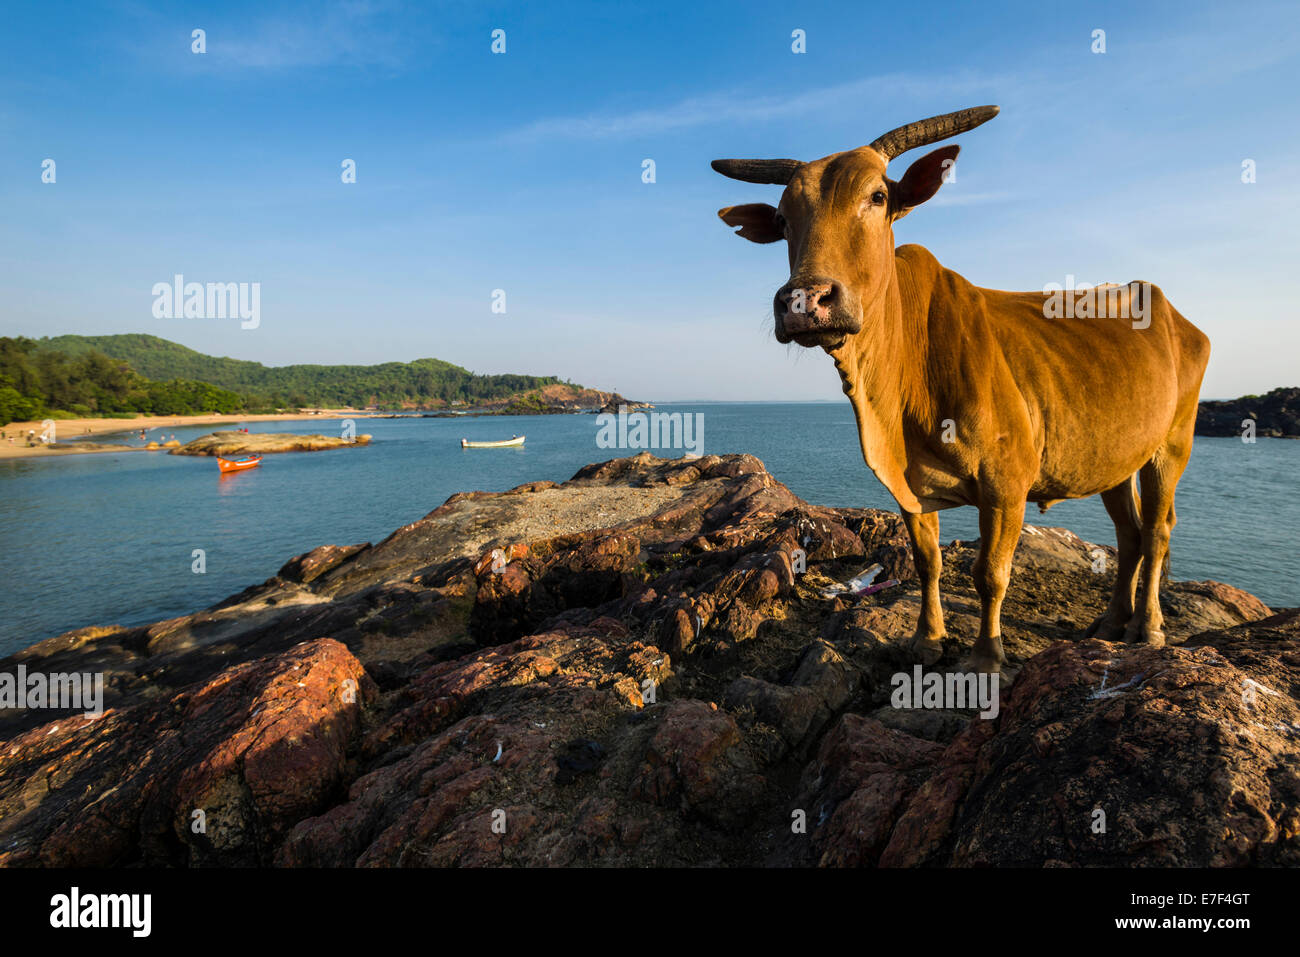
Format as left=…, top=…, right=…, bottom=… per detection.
left=0, top=336, right=247, bottom=423
left=35, top=334, right=569, bottom=409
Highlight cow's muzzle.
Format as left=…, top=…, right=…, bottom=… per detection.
left=774, top=278, right=860, bottom=346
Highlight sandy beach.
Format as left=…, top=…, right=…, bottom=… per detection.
left=0, top=410, right=370, bottom=459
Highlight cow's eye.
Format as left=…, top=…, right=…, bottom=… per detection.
left=870, top=190, right=887, bottom=206
left=774, top=212, right=788, bottom=232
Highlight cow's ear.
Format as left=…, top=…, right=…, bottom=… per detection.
left=718, top=203, right=784, bottom=243
left=893, top=145, right=960, bottom=218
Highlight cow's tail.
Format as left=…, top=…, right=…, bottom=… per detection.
left=1125, top=472, right=1142, bottom=531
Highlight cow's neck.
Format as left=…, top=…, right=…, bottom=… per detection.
left=828, top=251, right=934, bottom=512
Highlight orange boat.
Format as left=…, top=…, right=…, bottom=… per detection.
left=217, top=455, right=262, bottom=473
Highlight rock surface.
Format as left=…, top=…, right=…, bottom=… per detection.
left=0, top=639, right=369, bottom=866
left=1, top=452, right=1293, bottom=867
left=172, top=430, right=371, bottom=456
left=1196, top=386, right=1300, bottom=438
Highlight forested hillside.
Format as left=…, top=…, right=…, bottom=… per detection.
left=34, top=334, right=570, bottom=410
left=0, top=334, right=581, bottom=424
left=0, top=337, right=245, bottom=423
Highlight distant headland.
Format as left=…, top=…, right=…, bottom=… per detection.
left=1194, top=386, right=1300, bottom=438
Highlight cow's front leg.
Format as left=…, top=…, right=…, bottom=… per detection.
left=901, top=510, right=945, bottom=664
left=968, top=499, right=1026, bottom=674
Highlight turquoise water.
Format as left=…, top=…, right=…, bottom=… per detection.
left=0, top=403, right=1295, bottom=655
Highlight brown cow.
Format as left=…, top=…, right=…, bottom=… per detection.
left=713, top=106, right=1210, bottom=674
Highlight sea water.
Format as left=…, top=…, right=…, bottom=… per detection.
left=0, top=403, right=1295, bottom=655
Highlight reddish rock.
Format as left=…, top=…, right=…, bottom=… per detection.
left=879, top=619, right=1300, bottom=866
left=278, top=543, right=370, bottom=583
left=724, top=640, right=859, bottom=755
left=473, top=542, right=530, bottom=576
left=1166, top=580, right=1272, bottom=632
left=629, top=700, right=765, bottom=828
left=0, top=639, right=370, bottom=866
left=279, top=625, right=672, bottom=866
left=797, top=714, right=945, bottom=867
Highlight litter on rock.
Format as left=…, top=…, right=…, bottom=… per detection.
left=857, top=578, right=900, bottom=596
left=821, top=563, right=899, bottom=598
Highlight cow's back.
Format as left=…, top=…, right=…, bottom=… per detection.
left=900, top=246, right=1210, bottom=500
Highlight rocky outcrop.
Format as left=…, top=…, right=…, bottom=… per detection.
left=1196, top=386, right=1300, bottom=438
left=278, top=543, right=371, bottom=584
left=424, top=384, right=648, bottom=416
left=0, top=453, right=1292, bottom=867
left=877, top=610, right=1300, bottom=867
left=172, top=430, right=371, bottom=456
left=0, top=639, right=370, bottom=866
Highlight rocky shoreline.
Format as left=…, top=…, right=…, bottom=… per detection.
left=0, top=453, right=1295, bottom=867
left=420, top=393, right=652, bottom=417
left=1196, top=386, right=1300, bottom=437
left=171, top=430, right=372, bottom=456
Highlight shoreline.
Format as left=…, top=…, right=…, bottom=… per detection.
left=0, top=410, right=367, bottom=460
left=6, top=403, right=1292, bottom=462
left=0, top=402, right=653, bottom=459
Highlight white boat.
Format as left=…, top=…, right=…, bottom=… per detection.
left=461, top=435, right=525, bottom=448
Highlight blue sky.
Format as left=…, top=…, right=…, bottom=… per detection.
left=1, top=0, right=1296, bottom=400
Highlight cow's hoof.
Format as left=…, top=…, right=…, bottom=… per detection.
left=1084, top=613, right=1127, bottom=643
left=907, top=634, right=944, bottom=665
left=962, top=653, right=1004, bottom=675
left=1123, top=621, right=1166, bottom=648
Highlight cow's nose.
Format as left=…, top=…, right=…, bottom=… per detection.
left=777, top=281, right=839, bottom=323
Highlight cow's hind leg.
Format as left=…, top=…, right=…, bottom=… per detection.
left=1126, top=429, right=1193, bottom=646
left=902, top=510, right=945, bottom=664
left=1085, top=477, right=1142, bottom=642
left=967, top=499, right=1026, bottom=674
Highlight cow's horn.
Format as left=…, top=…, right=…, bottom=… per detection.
left=710, top=158, right=803, bottom=185
left=867, top=105, right=1000, bottom=161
